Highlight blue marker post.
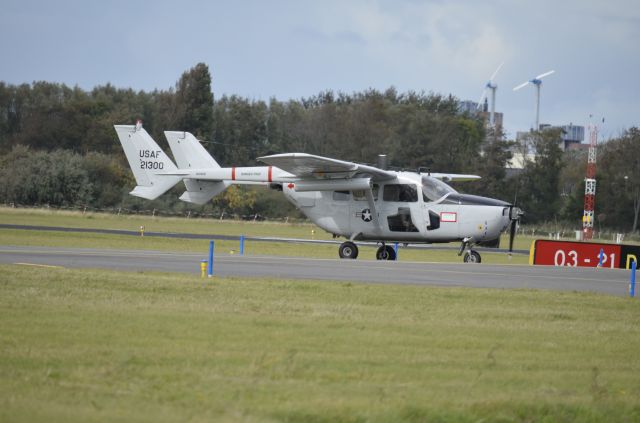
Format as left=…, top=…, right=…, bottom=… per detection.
left=394, top=242, right=399, bottom=261
left=240, top=235, right=245, bottom=256
left=630, top=260, right=637, bottom=298
left=208, top=240, right=214, bottom=277
left=598, top=248, right=604, bottom=267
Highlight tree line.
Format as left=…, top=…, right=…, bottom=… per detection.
left=0, top=63, right=637, bottom=232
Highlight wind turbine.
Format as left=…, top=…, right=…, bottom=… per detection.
left=513, top=70, right=555, bottom=130
left=478, top=62, right=504, bottom=128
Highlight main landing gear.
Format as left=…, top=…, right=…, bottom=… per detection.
left=375, top=243, right=396, bottom=261
left=338, top=238, right=481, bottom=263
left=339, top=241, right=359, bottom=259
left=458, top=237, right=481, bottom=263
left=338, top=241, right=396, bottom=261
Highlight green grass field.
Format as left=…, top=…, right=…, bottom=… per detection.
left=0, top=207, right=329, bottom=239
left=1, top=265, right=639, bottom=422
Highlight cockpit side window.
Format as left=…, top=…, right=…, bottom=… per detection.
left=383, top=184, right=418, bottom=202
left=422, top=176, right=457, bottom=202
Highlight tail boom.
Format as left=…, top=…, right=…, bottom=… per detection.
left=116, top=124, right=293, bottom=203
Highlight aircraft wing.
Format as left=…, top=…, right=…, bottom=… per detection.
left=257, top=153, right=396, bottom=181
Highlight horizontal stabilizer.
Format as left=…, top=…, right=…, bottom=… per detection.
left=179, top=180, right=229, bottom=205
left=130, top=179, right=179, bottom=200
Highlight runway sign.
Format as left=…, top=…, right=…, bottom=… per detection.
left=530, top=239, right=640, bottom=269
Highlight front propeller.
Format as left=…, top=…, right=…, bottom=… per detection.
left=508, top=206, right=523, bottom=254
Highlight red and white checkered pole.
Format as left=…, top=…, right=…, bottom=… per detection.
left=582, top=124, right=598, bottom=240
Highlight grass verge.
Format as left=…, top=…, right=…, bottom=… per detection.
left=1, top=264, right=639, bottom=421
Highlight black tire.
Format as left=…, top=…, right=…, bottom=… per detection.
left=376, top=245, right=397, bottom=261
left=463, top=250, right=481, bottom=263
left=339, top=241, right=359, bottom=259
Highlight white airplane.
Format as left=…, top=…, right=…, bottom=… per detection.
left=115, top=123, right=522, bottom=263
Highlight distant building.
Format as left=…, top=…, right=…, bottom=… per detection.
left=457, top=100, right=479, bottom=115
left=516, top=123, right=586, bottom=151
left=508, top=123, right=588, bottom=174
left=456, top=99, right=504, bottom=131
left=478, top=110, right=504, bottom=131
left=539, top=123, right=585, bottom=150
left=506, top=151, right=537, bottom=176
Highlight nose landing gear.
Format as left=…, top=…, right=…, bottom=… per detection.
left=459, top=237, right=481, bottom=263
left=463, top=250, right=481, bottom=263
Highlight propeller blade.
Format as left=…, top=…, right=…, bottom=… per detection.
left=513, top=81, right=530, bottom=91
left=509, top=218, right=517, bottom=253
left=489, top=62, right=504, bottom=82
left=477, top=88, right=488, bottom=107
left=535, top=70, right=555, bottom=80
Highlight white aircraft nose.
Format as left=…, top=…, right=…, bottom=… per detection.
left=501, top=213, right=511, bottom=232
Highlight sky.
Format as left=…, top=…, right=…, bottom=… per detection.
left=1, top=0, right=638, bottom=140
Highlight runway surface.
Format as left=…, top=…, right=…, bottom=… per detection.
left=0, top=245, right=630, bottom=296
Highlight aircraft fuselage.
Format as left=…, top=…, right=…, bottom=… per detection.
left=283, top=172, right=511, bottom=244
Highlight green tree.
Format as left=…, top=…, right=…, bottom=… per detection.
left=469, top=128, right=513, bottom=201
left=212, top=185, right=257, bottom=217
left=516, top=129, right=564, bottom=223
left=0, top=146, right=92, bottom=206
left=597, top=127, right=640, bottom=233
left=212, top=95, right=268, bottom=166
left=558, top=149, right=588, bottom=224
left=82, top=152, right=132, bottom=207
left=174, top=63, right=214, bottom=140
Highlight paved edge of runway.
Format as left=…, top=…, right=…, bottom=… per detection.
left=0, top=245, right=630, bottom=297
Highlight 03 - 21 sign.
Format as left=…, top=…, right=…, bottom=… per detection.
left=531, top=240, right=639, bottom=269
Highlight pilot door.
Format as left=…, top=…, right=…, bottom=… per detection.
left=420, top=176, right=460, bottom=239
left=422, top=201, right=460, bottom=237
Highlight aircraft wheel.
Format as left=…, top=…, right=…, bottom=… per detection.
left=339, top=242, right=359, bottom=259
left=463, top=250, right=481, bottom=263
left=376, top=245, right=396, bottom=261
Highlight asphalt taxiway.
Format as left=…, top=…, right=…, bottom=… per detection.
left=0, top=245, right=630, bottom=296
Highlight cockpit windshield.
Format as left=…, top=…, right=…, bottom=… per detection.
left=421, top=175, right=457, bottom=202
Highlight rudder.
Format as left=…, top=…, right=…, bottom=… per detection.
left=114, top=124, right=181, bottom=200
left=164, top=130, right=229, bottom=205
left=165, top=131, right=221, bottom=169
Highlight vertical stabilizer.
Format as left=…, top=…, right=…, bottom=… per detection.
left=165, top=130, right=229, bottom=204
left=114, top=124, right=181, bottom=200
left=165, top=131, right=220, bottom=169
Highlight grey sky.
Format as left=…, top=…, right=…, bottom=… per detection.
left=1, top=0, right=638, bottom=139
